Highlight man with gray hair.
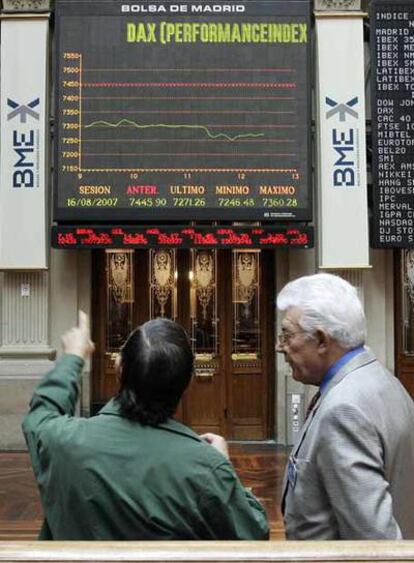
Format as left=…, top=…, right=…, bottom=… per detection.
left=277, top=273, right=414, bottom=540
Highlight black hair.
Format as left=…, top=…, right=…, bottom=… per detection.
left=115, top=318, right=194, bottom=425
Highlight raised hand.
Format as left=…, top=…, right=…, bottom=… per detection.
left=61, top=310, right=95, bottom=360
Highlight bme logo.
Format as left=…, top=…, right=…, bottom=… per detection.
left=326, top=96, right=359, bottom=188
left=7, top=97, right=40, bottom=189
left=7, top=98, right=40, bottom=123
left=325, top=97, right=358, bottom=121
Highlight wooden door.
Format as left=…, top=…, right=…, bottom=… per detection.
left=91, top=249, right=275, bottom=439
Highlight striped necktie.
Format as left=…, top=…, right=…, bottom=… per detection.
left=305, top=390, right=321, bottom=420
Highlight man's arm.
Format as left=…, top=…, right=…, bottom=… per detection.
left=198, top=433, right=269, bottom=540
left=22, top=312, right=94, bottom=478
left=317, top=403, right=401, bottom=539
left=198, top=461, right=269, bottom=540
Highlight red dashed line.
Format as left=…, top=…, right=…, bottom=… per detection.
left=82, top=82, right=297, bottom=89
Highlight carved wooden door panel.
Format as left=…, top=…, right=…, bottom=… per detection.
left=92, top=249, right=274, bottom=439
left=395, top=250, right=414, bottom=400
left=228, top=250, right=275, bottom=439
left=181, top=250, right=274, bottom=439
left=92, top=250, right=136, bottom=408
left=179, top=249, right=224, bottom=435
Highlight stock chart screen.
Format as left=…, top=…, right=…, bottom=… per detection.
left=54, top=0, right=311, bottom=222
left=371, top=0, right=414, bottom=247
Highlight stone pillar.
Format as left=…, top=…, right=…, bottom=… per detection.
left=0, top=271, right=54, bottom=358
left=0, top=0, right=53, bottom=449
left=0, top=273, right=55, bottom=449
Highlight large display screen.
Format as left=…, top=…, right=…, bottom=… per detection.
left=371, top=0, right=414, bottom=247
left=54, top=0, right=311, bottom=222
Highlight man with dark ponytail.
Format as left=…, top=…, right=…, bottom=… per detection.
left=23, top=313, right=269, bottom=541
left=116, top=319, right=194, bottom=426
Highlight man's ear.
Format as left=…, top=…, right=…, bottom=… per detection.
left=115, top=353, right=122, bottom=382
left=315, top=329, right=330, bottom=352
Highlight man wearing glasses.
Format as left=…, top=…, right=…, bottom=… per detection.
left=277, top=273, right=414, bottom=540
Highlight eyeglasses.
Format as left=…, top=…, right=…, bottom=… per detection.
left=277, top=330, right=307, bottom=346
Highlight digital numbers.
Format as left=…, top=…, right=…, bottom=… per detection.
left=129, top=198, right=167, bottom=207
left=173, top=198, right=206, bottom=207
left=67, top=197, right=119, bottom=207
left=263, top=198, right=298, bottom=207
left=60, top=52, right=82, bottom=176
left=218, top=198, right=255, bottom=207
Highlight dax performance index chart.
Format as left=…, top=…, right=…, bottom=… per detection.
left=54, top=0, right=311, bottom=222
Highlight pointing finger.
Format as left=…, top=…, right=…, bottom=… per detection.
left=78, top=310, right=89, bottom=333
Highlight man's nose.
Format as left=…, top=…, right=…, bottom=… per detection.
left=275, top=341, right=285, bottom=354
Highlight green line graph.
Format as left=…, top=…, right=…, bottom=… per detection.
left=56, top=0, right=311, bottom=223
left=84, top=118, right=265, bottom=142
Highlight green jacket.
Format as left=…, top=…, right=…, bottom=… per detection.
left=22, top=354, right=269, bottom=540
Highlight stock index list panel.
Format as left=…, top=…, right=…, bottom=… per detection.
left=372, top=1, right=414, bottom=247
left=54, top=0, right=311, bottom=222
